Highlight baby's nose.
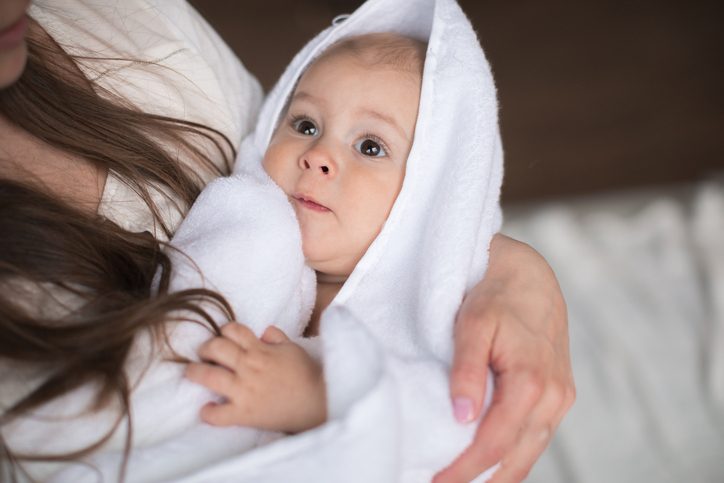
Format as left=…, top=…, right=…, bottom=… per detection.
left=301, top=159, right=330, bottom=174
left=299, top=146, right=336, bottom=176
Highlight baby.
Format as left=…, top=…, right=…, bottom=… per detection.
left=46, top=1, right=503, bottom=480
left=185, top=33, right=426, bottom=434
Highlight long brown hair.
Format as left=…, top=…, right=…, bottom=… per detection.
left=0, top=21, right=237, bottom=481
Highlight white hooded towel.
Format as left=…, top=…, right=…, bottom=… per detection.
left=47, top=0, right=503, bottom=481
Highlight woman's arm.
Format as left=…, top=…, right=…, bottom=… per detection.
left=435, top=234, right=576, bottom=483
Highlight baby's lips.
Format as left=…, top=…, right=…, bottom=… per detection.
left=293, top=194, right=331, bottom=212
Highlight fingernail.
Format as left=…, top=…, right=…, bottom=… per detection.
left=453, top=397, right=475, bottom=423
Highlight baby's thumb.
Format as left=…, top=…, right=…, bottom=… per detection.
left=261, top=325, right=289, bottom=344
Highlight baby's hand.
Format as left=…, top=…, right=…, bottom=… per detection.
left=185, top=322, right=326, bottom=434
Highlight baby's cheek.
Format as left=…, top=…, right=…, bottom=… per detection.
left=262, top=151, right=286, bottom=187
left=261, top=153, right=275, bottom=178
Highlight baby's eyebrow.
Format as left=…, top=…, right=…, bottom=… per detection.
left=357, top=108, right=410, bottom=143
left=291, top=90, right=324, bottom=105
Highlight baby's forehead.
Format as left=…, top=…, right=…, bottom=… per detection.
left=291, top=52, right=421, bottom=120
left=297, top=52, right=417, bottom=89
left=282, top=33, right=426, bottom=105
left=288, top=41, right=424, bottom=110
left=313, top=32, right=427, bottom=76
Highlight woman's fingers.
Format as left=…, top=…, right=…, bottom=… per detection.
left=449, top=300, right=496, bottom=421
left=434, top=368, right=543, bottom=483
left=436, top=345, right=576, bottom=483
left=487, top=424, right=550, bottom=483
left=487, top=376, right=572, bottom=482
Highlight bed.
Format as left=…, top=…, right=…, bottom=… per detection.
left=504, top=175, right=724, bottom=482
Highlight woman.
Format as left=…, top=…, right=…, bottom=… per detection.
left=0, top=1, right=574, bottom=481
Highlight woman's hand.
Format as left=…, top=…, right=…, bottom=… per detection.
left=434, top=234, right=575, bottom=483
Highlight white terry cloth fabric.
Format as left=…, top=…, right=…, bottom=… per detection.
left=48, top=0, right=503, bottom=481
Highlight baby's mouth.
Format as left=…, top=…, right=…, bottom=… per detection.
left=292, top=194, right=331, bottom=212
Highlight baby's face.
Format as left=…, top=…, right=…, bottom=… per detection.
left=263, top=51, right=421, bottom=277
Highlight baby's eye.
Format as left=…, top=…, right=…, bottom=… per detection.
left=293, top=118, right=318, bottom=136
left=355, top=138, right=387, bottom=157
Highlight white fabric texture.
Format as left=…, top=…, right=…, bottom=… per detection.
left=254, top=0, right=505, bottom=479
left=504, top=179, right=724, bottom=483
left=48, top=0, right=502, bottom=482
left=46, top=0, right=503, bottom=481
left=245, top=0, right=504, bottom=362
left=30, top=0, right=263, bottom=239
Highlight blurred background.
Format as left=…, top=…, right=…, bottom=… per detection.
left=190, top=1, right=723, bottom=482
left=190, top=0, right=723, bottom=205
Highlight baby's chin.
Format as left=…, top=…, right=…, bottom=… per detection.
left=303, top=249, right=354, bottom=283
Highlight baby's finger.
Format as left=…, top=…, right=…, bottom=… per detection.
left=197, top=336, right=246, bottom=370
left=185, top=362, right=236, bottom=396
left=221, top=322, right=257, bottom=349
left=200, top=401, right=241, bottom=427
left=261, top=325, right=290, bottom=345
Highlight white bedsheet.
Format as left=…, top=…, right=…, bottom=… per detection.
left=503, top=177, right=724, bottom=482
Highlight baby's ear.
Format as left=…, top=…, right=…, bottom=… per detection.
left=261, top=325, right=290, bottom=344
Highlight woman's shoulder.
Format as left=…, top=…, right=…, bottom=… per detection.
left=30, top=0, right=263, bottom=148
left=30, top=0, right=265, bottom=238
